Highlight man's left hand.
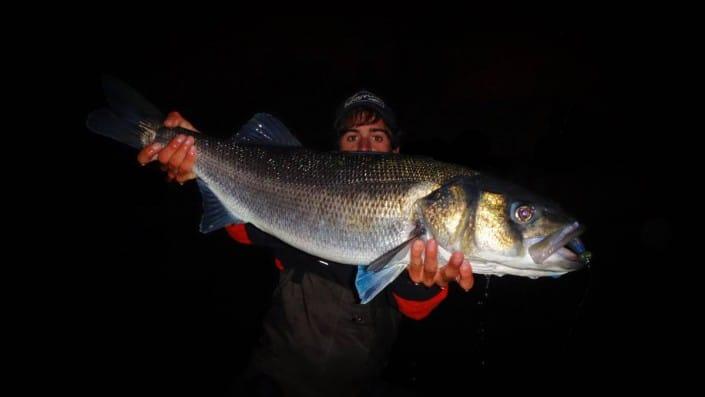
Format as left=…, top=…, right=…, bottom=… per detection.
left=407, top=239, right=474, bottom=291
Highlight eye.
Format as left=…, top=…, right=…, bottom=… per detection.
left=345, top=134, right=358, bottom=142
left=513, top=204, right=535, bottom=223
left=373, top=135, right=384, bottom=143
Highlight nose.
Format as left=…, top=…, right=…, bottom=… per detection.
left=358, top=136, right=371, bottom=151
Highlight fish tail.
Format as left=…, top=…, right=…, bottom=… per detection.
left=86, top=75, right=164, bottom=149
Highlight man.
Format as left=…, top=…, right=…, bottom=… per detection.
left=138, top=90, right=474, bottom=396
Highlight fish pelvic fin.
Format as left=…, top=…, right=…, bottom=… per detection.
left=197, top=180, right=244, bottom=233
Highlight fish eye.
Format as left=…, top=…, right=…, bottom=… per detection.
left=513, top=204, right=535, bottom=223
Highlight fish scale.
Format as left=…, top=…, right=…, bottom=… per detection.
left=191, top=140, right=476, bottom=265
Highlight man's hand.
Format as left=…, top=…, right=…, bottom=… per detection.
left=136, top=111, right=198, bottom=183
left=407, top=239, right=474, bottom=291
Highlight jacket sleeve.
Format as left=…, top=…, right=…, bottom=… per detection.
left=225, top=224, right=253, bottom=245
left=389, top=271, right=448, bottom=320
left=225, top=223, right=284, bottom=248
left=224, top=224, right=285, bottom=271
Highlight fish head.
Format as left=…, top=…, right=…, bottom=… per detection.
left=417, top=175, right=588, bottom=278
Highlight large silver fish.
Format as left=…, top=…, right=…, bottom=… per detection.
left=87, top=77, right=590, bottom=303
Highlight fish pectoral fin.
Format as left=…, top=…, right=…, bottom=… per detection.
left=197, top=179, right=244, bottom=233
left=356, top=234, right=420, bottom=304
left=355, top=262, right=408, bottom=304
left=231, top=113, right=302, bottom=147
left=367, top=227, right=424, bottom=273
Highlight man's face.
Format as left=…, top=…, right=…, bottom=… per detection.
left=338, top=118, right=399, bottom=153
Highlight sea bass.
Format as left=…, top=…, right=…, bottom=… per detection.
left=87, top=77, right=590, bottom=303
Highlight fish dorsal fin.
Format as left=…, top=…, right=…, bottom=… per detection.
left=197, top=180, right=244, bottom=233
left=232, top=113, right=302, bottom=147
left=197, top=113, right=298, bottom=233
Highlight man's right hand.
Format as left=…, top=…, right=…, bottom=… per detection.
left=137, top=111, right=198, bottom=183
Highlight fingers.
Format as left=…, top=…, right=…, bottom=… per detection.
left=435, top=251, right=463, bottom=288
left=175, top=146, right=197, bottom=183
left=164, top=111, right=182, bottom=128
left=137, top=142, right=164, bottom=165
left=167, top=136, right=194, bottom=180
left=153, top=135, right=197, bottom=183
left=458, top=260, right=474, bottom=291
left=158, top=135, right=184, bottom=164
left=422, top=240, right=438, bottom=287
left=164, top=111, right=198, bottom=132
left=136, top=111, right=199, bottom=184
left=159, top=135, right=185, bottom=180
left=407, top=239, right=425, bottom=284
left=407, top=240, right=474, bottom=292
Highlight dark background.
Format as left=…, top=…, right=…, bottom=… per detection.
left=65, top=17, right=669, bottom=395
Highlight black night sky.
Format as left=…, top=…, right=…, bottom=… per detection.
left=68, top=17, right=668, bottom=395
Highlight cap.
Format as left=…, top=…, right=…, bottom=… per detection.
left=334, top=90, right=401, bottom=147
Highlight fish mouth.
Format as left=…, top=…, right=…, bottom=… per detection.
left=528, top=222, right=589, bottom=267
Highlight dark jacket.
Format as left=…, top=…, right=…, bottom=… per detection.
left=227, top=224, right=447, bottom=396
